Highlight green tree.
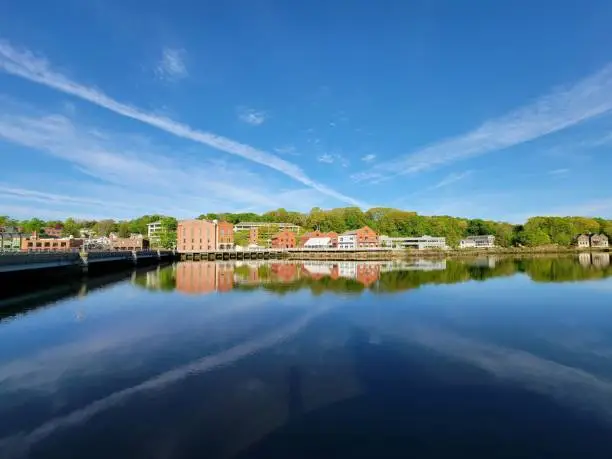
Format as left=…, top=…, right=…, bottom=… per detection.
left=234, top=230, right=250, bottom=247
left=93, top=219, right=117, bottom=237
left=62, top=218, right=82, bottom=238
left=118, top=222, right=131, bottom=238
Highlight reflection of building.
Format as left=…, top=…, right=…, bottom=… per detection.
left=176, top=261, right=235, bottom=293
left=271, top=230, right=296, bottom=249
left=460, top=235, right=495, bottom=249
left=592, top=253, right=611, bottom=268
left=356, top=264, right=380, bottom=287
left=380, top=235, right=446, bottom=250
left=271, top=263, right=300, bottom=283
left=578, top=252, right=592, bottom=268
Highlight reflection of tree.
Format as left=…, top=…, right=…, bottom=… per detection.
left=135, top=256, right=612, bottom=295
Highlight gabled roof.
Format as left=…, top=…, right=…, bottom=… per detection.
left=304, top=237, right=332, bottom=246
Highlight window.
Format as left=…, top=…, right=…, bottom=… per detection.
left=44, top=242, right=50, bottom=247
left=28, top=242, right=33, bottom=247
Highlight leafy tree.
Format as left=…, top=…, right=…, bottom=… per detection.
left=93, top=219, right=118, bottom=237
left=62, top=218, right=82, bottom=238
left=234, top=230, right=250, bottom=247
left=118, top=222, right=131, bottom=238
left=21, top=218, right=45, bottom=234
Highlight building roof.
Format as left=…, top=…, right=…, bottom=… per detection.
left=304, top=237, right=332, bottom=246
left=591, top=234, right=609, bottom=240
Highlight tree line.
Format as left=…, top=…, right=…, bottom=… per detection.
left=3, top=207, right=612, bottom=248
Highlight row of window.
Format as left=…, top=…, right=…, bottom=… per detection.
left=27, top=241, right=68, bottom=248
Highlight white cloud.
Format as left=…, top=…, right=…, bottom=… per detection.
left=238, top=107, right=266, bottom=126
left=0, top=104, right=335, bottom=218
left=357, top=62, right=612, bottom=182
left=0, top=40, right=366, bottom=207
left=361, top=154, right=376, bottom=162
left=155, top=47, right=188, bottom=81
left=430, top=170, right=473, bottom=190
left=273, top=145, right=298, bottom=156
left=317, top=153, right=349, bottom=167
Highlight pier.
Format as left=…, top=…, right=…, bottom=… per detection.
left=0, top=250, right=176, bottom=274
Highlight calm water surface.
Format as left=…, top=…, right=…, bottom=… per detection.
left=1, top=254, right=612, bottom=458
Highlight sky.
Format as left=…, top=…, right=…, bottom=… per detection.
left=1, top=0, right=612, bottom=223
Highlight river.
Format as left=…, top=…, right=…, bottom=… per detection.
left=1, top=254, right=612, bottom=458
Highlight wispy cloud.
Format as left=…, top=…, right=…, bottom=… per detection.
left=361, top=154, right=376, bottom=162
left=356, top=62, right=612, bottom=182
left=238, top=107, right=267, bottom=126
left=0, top=103, right=337, bottom=217
left=155, top=47, right=188, bottom=81
left=273, top=145, right=298, bottom=156
left=548, top=168, right=569, bottom=176
left=0, top=40, right=365, bottom=207
left=430, top=170, right=473, bottom=190
left=317, top=153, right=349, bottom=167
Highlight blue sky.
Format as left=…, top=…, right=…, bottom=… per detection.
left=1, top=0, right=612, bottom=222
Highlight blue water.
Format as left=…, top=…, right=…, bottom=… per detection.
left=1, top=256, right=612, bottom=458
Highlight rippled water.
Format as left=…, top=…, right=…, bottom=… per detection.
left=1, top=254, right=612, bottom=458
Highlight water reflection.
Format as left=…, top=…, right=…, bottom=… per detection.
left=134, top=254, right=612, bottom=295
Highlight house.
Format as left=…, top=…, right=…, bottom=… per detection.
left=303, top=237, right=333, bottom=249
left=590, top=234, right=609, bottom=248
left=300, top=230, right=338, bottom=247
left=338, top=226, right=379, bottom=249
left=0, top=231, right=24, bottom=251
left=576, top=234, right=591, bottom=248
left=271, top=230, right=296, bottom=249
left=460, top=235, right=495, bottom=249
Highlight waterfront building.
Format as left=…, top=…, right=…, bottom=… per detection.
left=300, top=230, right=338, bottom=247
left=43, top=226, right=63, bottom=238
left=21, top=234, right=83, bottom=251
left=590, top=234, right=609, bottom=248
left=147, top=221, right=163, bottom=244
left=0, top=231, right=24, bottom=251
left=233, top=221, right=301, bottom=233
left=380, top=235, right=447, bottom=250
left=460, top=235, right=496, bottom=249
left=110, top=234, right=149, bottom=251
left=217, top=221, right=234, bottom=249
left=338, top=226, right=378, bottom=249
left=176, top=220, right=234, bottom=252
left=576, top=234, right=591, bottom=248
left=303, top=237, right=333, bottom=249
left=271, top=230, right=296, bottom=249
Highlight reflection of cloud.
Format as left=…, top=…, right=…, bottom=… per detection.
left=397, top=325, right=612, bottom=423
left=0, top=305, right=331, bottom=457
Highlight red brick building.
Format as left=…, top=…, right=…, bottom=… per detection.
left=271, top=230, right=296, bottom=249
left=21, top=235, right=83, bottom=251
left=110, top=235, right=149, bottom=251
left=217, top=221, right=234, bottom=249
left=42, top=226, right=63, bottom=238
left=299, top=230, right=338, bottom=247
left=341, top=226, right=379, bottom=248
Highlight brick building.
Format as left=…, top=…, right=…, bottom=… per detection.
left=21, top=235, right=83, bottom=251
left=176, top=219, right=234, bottom=252
left=110, top=234, right=149, bottom=251
left=300, top=230, right=338, bottom=247
left=217, top=221, right=234, bottom=249
left=271, top=230, right=296, bottom=249
left=43, top=226, right=63, bottom=238
left=338, top=226, right=379, bottom=249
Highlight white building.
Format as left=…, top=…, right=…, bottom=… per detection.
left=459, top=235, right=495, bottom=249
left=379, top=235, right=446, bottom=250
left=304, top=237, right=333, bottom=249
left=338, top=234, right=358, bottom=249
